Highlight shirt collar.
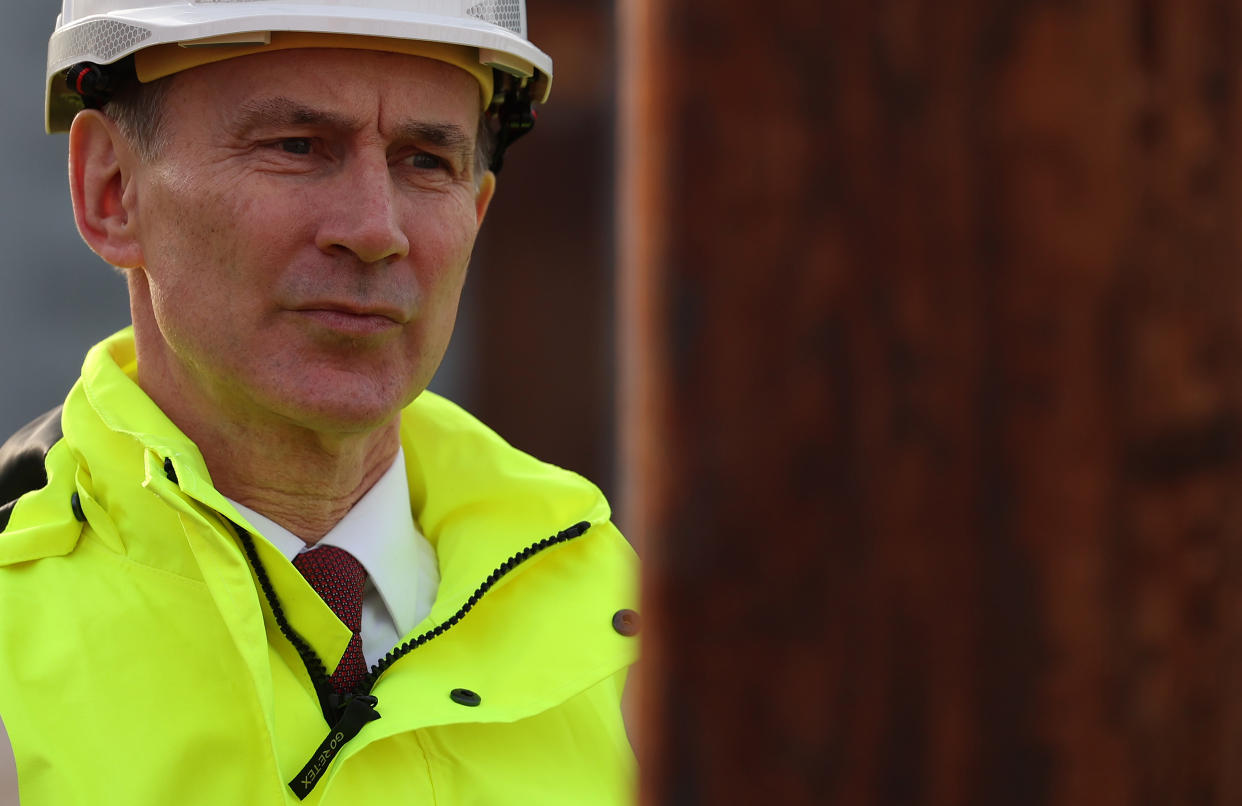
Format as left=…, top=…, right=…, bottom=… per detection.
left=226, top=447, right=432, bottom=639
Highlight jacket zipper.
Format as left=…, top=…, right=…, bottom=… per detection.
left=231, top=519, right=592, bottom=800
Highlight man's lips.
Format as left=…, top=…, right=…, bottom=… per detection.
left=288, top=303, right=408, bottom=334
left=291, top=301, right=407, bottom=321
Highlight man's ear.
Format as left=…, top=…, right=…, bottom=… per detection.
left=68, top=110, right=144, bottom=269
left=475, top=170, right=496, bottom=230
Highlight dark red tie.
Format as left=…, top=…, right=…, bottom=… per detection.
left=293, top=545, right=369, bottom=694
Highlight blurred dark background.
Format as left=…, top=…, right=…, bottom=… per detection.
left=0, top=7, right=131, bottom=440
left=0, top=0, right=620, bottom=502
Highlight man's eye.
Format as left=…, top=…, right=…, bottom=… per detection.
left=280, top=138, right=313, bottom=155
left=408, top=152, right=446, bottom=170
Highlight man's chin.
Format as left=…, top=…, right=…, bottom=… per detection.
left=260, top=384, right=418, bottom=437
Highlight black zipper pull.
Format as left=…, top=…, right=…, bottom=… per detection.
left=289, top=693, right=381, bottom=800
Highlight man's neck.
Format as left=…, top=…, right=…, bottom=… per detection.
left=134, top=363, right=401, bottom=544
left=202, top=423, right=401, bottom=544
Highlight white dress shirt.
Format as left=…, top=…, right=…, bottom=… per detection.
left=227, top=448, right=439, bottom=667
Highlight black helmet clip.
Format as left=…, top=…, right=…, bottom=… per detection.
left=487, top=76, right=537, bottom=174
left=66, top=62, right=120, bottom=110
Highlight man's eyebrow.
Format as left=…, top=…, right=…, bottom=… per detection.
left=230, top=96, right=360, bottom=134
left=395, top=122, right=475, bottom=162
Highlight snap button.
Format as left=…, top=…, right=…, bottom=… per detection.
left=450, top=688, right=481, bottom=707
left=70, top=492, right=86, bottom=522
left=612, top=609, right=640, bottom=637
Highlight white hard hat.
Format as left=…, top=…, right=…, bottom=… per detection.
left=45, top=0, right=553, bottom=148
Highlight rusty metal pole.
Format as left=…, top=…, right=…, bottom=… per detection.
left=622, top=2, right=1242, bottom=804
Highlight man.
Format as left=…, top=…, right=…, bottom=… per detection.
left=0, top=2, right=638, bottom=804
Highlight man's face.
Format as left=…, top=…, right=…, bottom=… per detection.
left=124, top=48, right=492, bottom=435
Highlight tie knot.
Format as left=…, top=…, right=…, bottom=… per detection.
left=292, top=545, right=367, bottom=632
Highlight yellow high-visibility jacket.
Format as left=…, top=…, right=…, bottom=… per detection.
left=0, top=329, right=638, bottom=805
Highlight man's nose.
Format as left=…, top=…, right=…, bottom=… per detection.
left=317, top=154, right=410, bottom=265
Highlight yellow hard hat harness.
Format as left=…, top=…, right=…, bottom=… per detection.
left=65, top=56, right=536, bottom=173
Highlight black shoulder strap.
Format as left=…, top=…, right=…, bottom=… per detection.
left=0, top=407, right=65, bottom=532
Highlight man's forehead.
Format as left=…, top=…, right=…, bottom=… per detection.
left=228, top=94, right=476, bottom=155
left=134, top=33, right=495, bottom=109
left=159, top=49, right=480, bottom=144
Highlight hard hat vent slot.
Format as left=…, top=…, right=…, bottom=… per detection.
left=49, top=20, right=151, bottom=68
left=466, top=0, right=524, bottom=37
